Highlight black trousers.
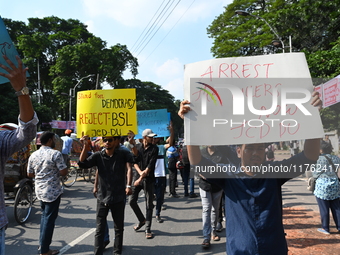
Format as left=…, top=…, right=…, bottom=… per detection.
left=168, top=167, right=178, bottom=195
left=154, top=177, right=166, bottom=216
left=129, top=178, right=155, bottom=232
left=94, top=200, right=125, bottom=255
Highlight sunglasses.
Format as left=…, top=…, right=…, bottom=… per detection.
left=103, top=137, right=120, bottom=143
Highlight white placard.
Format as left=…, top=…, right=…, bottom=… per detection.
left=184, top=53, right=324, bottom=145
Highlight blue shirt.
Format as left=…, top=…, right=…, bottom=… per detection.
left=202, top=152, right=315, bottom=255
left=313, top=154, right=340, bottom=200
left=61, top=135, right=73, bottom=155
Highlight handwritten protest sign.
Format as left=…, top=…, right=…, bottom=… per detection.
left=76, top=89, right=137, bottom=138
left=0, top=16, right=29, bottom=84
left=184, top=53, right=324, bottom=145
left=322, top=75, right=340, bottom=108
left=135, top=109, right=170, bottom=139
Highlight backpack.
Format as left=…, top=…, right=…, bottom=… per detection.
left=166, top=146, right=179, bottom=158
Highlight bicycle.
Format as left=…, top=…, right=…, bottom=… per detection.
left=60, top=155, right=96, bottom=187
left=80, top=166, right=96, bottom=184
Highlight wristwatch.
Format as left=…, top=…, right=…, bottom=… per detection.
left=15, top=87, right=30, bottom=97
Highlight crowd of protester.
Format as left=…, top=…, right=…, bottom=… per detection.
left=1, top=55, right=340, bottom=255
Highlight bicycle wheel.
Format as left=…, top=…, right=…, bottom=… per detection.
left=83, top=168, right=91, bottom=182
left=62, top=166, right=78, bottom=187
left=14, top=183, right=33, bottom=224
left=89, top=167, right=97, bottom=184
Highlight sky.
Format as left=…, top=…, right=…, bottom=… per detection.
left=2, top=0, right=232, bottom=101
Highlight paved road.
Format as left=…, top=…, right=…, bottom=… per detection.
left=6, top=178, right=227, bottom=255
left=5, top=150, right=319, bottom=255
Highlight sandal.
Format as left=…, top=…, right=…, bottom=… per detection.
left=145, top=232, right=153, bottom=239
left=211, top=235, right=220, bottom=241
left=133, top=220, right=146, bottom=231
left=201, top=239, right=210, bottom=249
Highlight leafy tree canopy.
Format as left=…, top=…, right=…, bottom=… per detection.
left=208, top=0, right=340, bottom=57
left=207, top=0, right=340, bottom=132
left=118, top=79, right=183, bottom=138
left=2, top=16, right=138, bottom=123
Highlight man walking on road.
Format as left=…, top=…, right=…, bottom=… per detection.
left=129, top=129, right=158, bottom=239
left=78, top=135, right=134, bottom=255
left=28, top=131, right=68, bottom=255
left=153, top=123, right=174, bottom=223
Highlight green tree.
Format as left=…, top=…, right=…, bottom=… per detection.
left=307, top=39, right=340, bottom=132
left=2, top=16, right=138, bottom=123
left=207, top=0, right=340, bottom=57
left=118, top=79, right=183, bottom=138
left=207, top=0, right=340, bottom=131
left=50, top=37, right=138, bottom=120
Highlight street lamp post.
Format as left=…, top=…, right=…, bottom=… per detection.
left=68, top=74, right=94, bottom=121
left=235, top=10, right=289, bottom=53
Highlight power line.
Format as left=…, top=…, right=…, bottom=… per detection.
left=141, top=0, right=196, bottom=65
left=133, top=0, right=176, bottom=55
left=107, top=0, right=184, bottom=85
left=135, top=0, right=182, bottom=57
left=130, top=0, right=167, bottom=52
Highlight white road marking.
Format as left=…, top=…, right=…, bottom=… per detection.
left=59, top=228, right=96, bottom=254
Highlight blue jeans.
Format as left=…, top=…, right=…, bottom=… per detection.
left=316, top=197, right=340, bottom=232
left=182, top=164, right=195, bottom=195
left=189, top=178, right=195, bottom=195
left=199, top=188, right=223, bottom=239
left=0, top=227, right=5, bottom=255
left=40, top=196, right=61, bottom=254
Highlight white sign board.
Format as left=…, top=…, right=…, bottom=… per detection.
left=322, top=75, right=340, bottom=108
left=184, top=53, right=324, bottom=145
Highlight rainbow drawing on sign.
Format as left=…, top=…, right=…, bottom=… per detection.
left=195, top=82, right=223, bottom=106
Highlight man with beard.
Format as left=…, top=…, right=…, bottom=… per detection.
left=28, top=131, right=68, bottom=255
left=78, top=134, right=134, bottom=255
left=129, top=129, right=158, bottom=239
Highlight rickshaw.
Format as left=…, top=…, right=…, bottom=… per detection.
left=1, top=123, right=34, bottom=224
left=68, top=137, right=96, bottom=184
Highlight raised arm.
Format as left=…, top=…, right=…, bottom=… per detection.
left=303, top=91, right=323, bottom=161
left=178, top=100, right=201, bottom=164
left=79, top=135, right=91, bottom=162
left=164, top=121, right=174, bottom=149
left=0, top=55, right=34, bottom=122
left=127, top=130, right=138, bottom=156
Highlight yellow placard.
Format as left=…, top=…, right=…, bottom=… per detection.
left=76, top=89, right=137, bottom=138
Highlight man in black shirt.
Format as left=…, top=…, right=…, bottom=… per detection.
left=78, top=135, right=134, bottom=255
left=129, top=129, right=159, bottom=239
